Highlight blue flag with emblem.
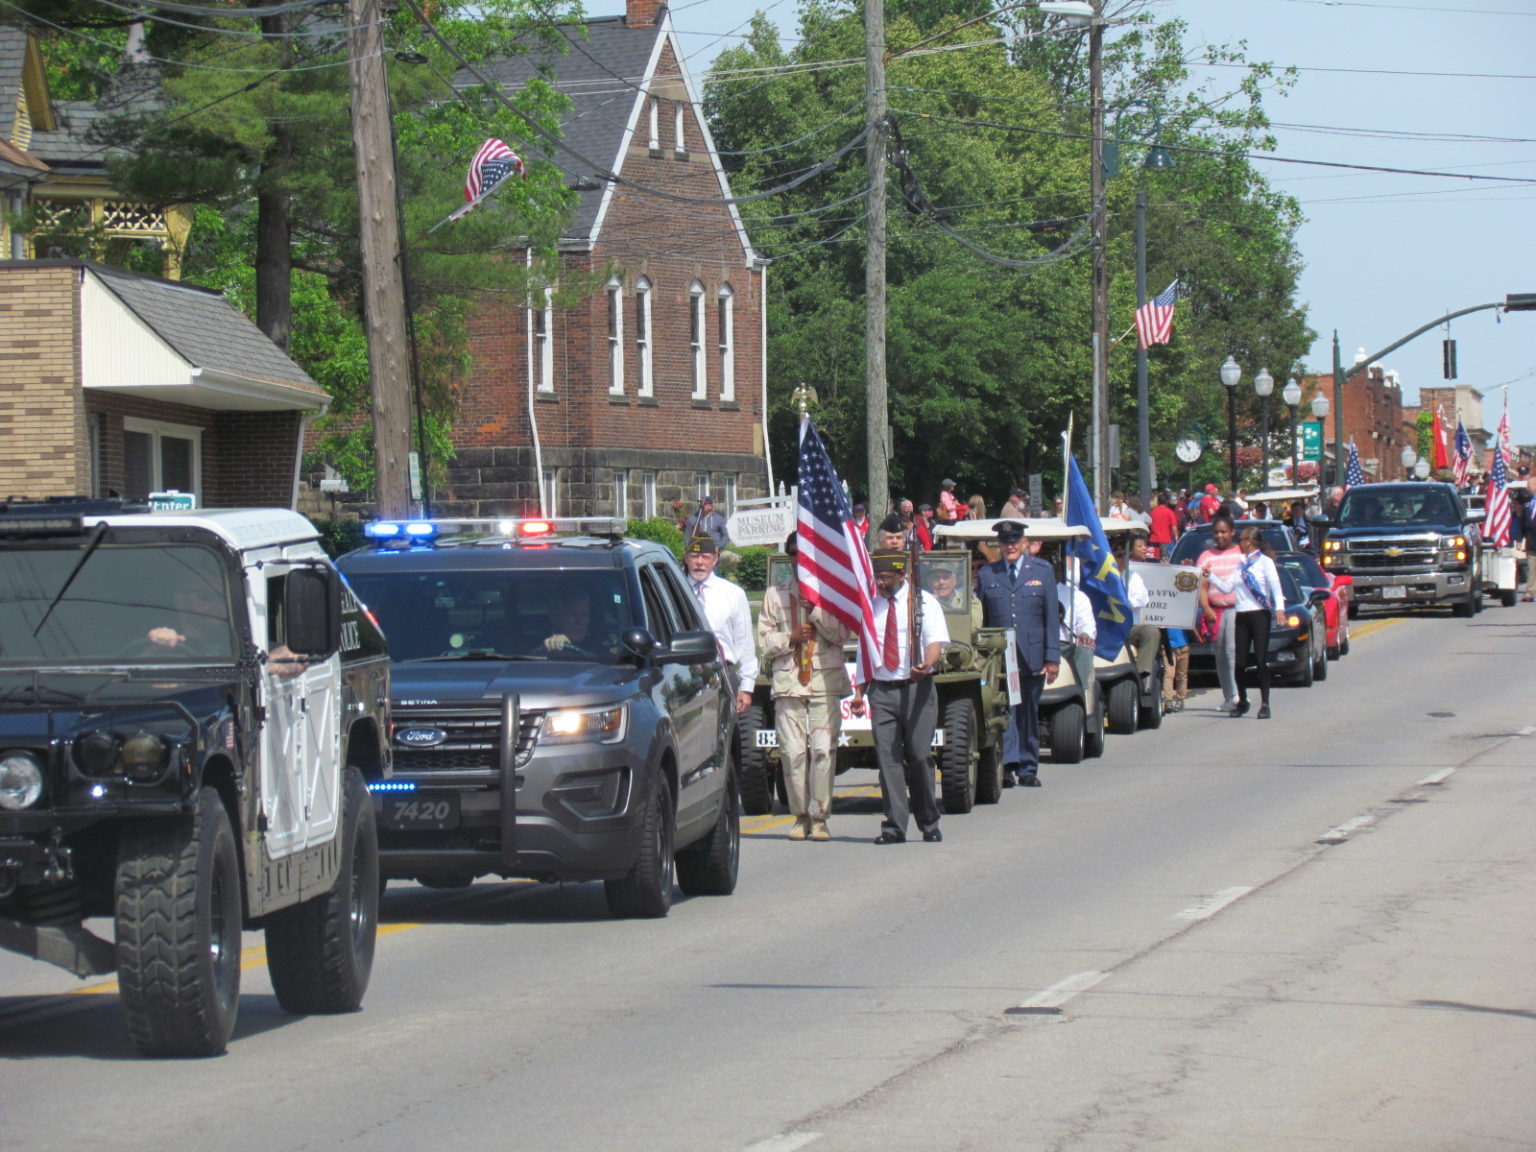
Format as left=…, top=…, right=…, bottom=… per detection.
left=1062, top=452, right=1134, bottom=661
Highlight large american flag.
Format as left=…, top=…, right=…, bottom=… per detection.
left=1344, top=439, right=1365, bottom=488
left=449, top=138, right=524, bottom=221
left=1134, top=280, right=1178, bottom=349
left=1485, top=435, right=1511, bottom=548
left=1452, top=417, right=1473, bottom=486
left=796, top=416, right=878, bottom=685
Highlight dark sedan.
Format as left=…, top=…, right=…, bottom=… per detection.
left=1166, top=520, right=1304, bottom=566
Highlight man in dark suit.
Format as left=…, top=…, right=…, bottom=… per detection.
left=974, top=520, right=1060, bottom=787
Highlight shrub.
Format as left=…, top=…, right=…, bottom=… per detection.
left=312, top=516, right=367, bottom=559
left=730, top=546, right=773, bottom=591
left=626, top=517, right=684, bottom=559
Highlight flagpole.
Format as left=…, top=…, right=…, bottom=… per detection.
left=1061, top=415, right=1074, bottom=523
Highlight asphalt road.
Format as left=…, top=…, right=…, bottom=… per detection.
left=3, top=604, right=1533, bottom=1152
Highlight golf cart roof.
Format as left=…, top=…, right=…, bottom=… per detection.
left=1100, top=516, right=1148, bottom=536
left=935, top=517, right=1090, bottom=542
left=1246, top=486, right=1317, bottom=504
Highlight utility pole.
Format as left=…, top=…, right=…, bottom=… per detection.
left=346, top=0, right=412, bottom=519
left=1088, top=0, right=1108, bottom=511
left=1134, top=189, right=1151, bottom=508
left=865, top=0, right=889, bottom=517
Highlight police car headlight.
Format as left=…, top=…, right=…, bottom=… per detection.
left=0, top=751, right=45, bottom=810
left=542, top=705, right=627, bottom=745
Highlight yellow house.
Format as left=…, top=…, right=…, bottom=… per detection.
left=1, top=26, right=190, bottom=275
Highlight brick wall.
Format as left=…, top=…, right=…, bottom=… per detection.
left=1311, top=368, right=1414, bottom=481
left=447, top=36, right=769, bottom=517
left=0, top=265, right=90, bottom=495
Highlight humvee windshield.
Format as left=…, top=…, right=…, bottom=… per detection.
left=0, top=542, right=235, bottom=663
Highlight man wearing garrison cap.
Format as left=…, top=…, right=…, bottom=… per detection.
left=684, top=533, right=757, bottom=714
left=974, top=520, right=1059, bottom=788
left=850, top=549, right=950, bottom=844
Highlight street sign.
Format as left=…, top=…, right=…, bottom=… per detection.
left=148, top=490, right=196, bottom=511
left=1302, top=422, right=1322, bottom=462
left=726, top=504, right=793, bottom=547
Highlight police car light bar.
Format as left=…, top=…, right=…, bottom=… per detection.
left=366, top=516, right=626, bottom=544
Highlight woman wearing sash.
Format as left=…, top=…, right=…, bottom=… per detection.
left=1202, top=527, right=1287, bottom=719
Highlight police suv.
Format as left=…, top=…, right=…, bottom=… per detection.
left=0, top=499, right=390, bottom=1057
left=336, top=517, right=740, bottom=918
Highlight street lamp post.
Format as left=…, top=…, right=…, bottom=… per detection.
left=1220, top=355, right=1241, bottom=490
left=1282, top=377, right=1302, bottom=484
left=1310, top=391, right=1330, bottom=485
left=1253, top=367, right=1274, bottom=487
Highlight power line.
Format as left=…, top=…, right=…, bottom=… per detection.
left=1192, top=59, right=1536, bottom=81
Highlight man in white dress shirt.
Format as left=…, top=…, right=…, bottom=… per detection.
left=683, top=534, right=757, bottom=714
left=849, top=550, right=950, bottom=844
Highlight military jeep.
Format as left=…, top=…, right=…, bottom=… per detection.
left=740, top=552, right=1009, bottom=815
left=0, top=499, right=390, bottom=1057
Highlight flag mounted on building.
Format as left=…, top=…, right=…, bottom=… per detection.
left=796, top=416, right=878, bottom=685
left=1134, top=280, right=1179, bottom=349
left=1485, top=436, right=1511, bottom=548
left=1061, top=450, right=1133, bottom=661
left=1344, top=439, right=1365, bottom=488
left=1452, top=417, right=1472, bottom=485
left=449, top=138, right=525, bottom=222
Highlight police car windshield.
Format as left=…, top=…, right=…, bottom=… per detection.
left=347, top=569, right=633, bottom=664
left=0, top=543, right=235, bottom=663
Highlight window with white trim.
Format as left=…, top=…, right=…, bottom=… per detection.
left=648, top=101, right=659, bottom=151
left=613, top=471, right=629, bottom=518
left=674, top=102, right=686, bottom=154
left=724, top=475, right=737, bottom=516
left=717, top=284, right=735, bottom=402
left=635, top=278, right=653, bottom=398
left=695, top=472, right=710, bottom=499
left=689, top=281, right=706, bottom=400
left=607, top=277, right=624, bottom=395
left=122, top=417, right=201, bottom=502
left=534, top=286, right=554, bottom=393
left=642, top=471, right=657, bottom=519
left=542, top=468, right=559, bottom=517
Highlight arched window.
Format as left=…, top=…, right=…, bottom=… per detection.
left=635, top=278, right=653, bottom=398
left=717, top=284, right=735, bottom=403
left=689, top=280, right=706, bottom=401
left=607, top=277, right=624, bottom=395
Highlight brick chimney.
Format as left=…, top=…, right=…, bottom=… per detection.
left=627, top=0, right=663, bottom=27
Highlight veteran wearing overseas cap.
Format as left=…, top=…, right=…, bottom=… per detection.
left=974, top=520, right=1059, bottom=788
left=683, top=533, right=757, bottom=713
left=849, top=549, right=950, bottom=844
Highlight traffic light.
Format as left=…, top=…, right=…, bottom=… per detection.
left=1442, top=339, right=1457, bottom=380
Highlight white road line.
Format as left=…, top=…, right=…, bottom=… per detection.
left=1518, top=725, right=1535, bottom=738
left=1172, top=886, right=1254, bottom=921
left=1418, top=767, right=1457, bottom=786
left=1006, top=970, right=1107, bottom=1015
left=1316, top=813, right=1378, bottom=845
left=745, top=1134, right=821, bottom=1152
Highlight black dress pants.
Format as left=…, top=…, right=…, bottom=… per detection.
left=1233, top=609, right=1273, bottom=704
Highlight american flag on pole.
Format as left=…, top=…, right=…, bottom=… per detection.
left=1484, top=437, right=1511, bottom=548
left=1452, top=417, right=1473, bottom=485
left=1134, top=280, right=1178, bottom=349
left=1344, top=438, right=1365, bottom=488
left=796, top=416, right=878, bottom=685
left=1497, top=390, right=1514, bottom=466
left=449, top=138, right=524, bottom=222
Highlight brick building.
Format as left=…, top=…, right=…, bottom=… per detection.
left=437, top=0, right=770, bottom=520
left=1309, top=365, right=1415, bottom=482
left=0, top=260, right=329, bottom=506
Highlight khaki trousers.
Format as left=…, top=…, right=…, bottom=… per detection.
left=775, top=694, right=840, bottom=822
left=1162, top=645, right=1189, bottom=701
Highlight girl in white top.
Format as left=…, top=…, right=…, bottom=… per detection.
left=1202, top=527, right=1287, bottom=719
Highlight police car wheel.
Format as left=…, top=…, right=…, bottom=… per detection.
left=115, top=787, right=242, bottom=1058
left=604, top=780, right=675, bottom=918
left=677, top=766, right=740, bottom=897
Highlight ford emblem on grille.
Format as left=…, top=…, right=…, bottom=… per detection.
left=396, top=727, right=449, bottom=748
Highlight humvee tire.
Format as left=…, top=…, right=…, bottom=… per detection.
left=975, top=739, right=1005, bottom=804
left=266, top=768, right=379, bottom=1015
left=115, top=787, right=241, bottom=1058
left=737, top=705, right=776, bottom=816
left=939, top=697, right=978, bottom=814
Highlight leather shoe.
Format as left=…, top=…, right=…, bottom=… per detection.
left=1256, top=703, right=1271, bottom=719
left=1231, top=700, right=1250, bottom=717
left=1018, top=773, right=1041, bottom=787
left=873, top=830, right=906, bottom=845
left=922, top=827, right=943, bottom=842
left=1002, top=763, right=1018, bottom=788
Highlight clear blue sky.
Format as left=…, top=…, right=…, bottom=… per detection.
left=658, top=0, right=1536, bottom=447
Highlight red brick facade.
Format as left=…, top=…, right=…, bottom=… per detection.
left=441, top=29, right=769, bottom=519
left=1309, top=367, right=1414, bottom=482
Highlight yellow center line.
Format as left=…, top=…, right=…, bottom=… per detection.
left=743, top=782, right=883, bottom=834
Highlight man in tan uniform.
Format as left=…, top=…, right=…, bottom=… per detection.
left=757, top=572, right=852, bottom=842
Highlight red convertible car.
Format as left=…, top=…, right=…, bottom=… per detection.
left=1276, top=550, right=1353, bottom=659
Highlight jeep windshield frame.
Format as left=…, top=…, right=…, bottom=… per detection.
left=0, top=535, right=238, bottom=665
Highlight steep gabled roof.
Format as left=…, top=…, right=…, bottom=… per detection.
left=0, top=25, right=57, bottom=141
left=459, top=9, right=758, bottom=262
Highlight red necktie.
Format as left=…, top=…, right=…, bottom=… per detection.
left=883, top=594, right=900, bottom=671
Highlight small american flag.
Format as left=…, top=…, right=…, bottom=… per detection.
left=448, top=138, right=524, bottom=222
left=1496, top=397, right=1514, bottom=471
left=1134, top=280, right=1178, bottom=349
left=1452, top=418, right=1472, bottom=486
left=796, top=416, right=878, bottom=685
left=1485, top=440, right=1511, bottom=548
left=1344, top=439, right=1364, bottom=488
